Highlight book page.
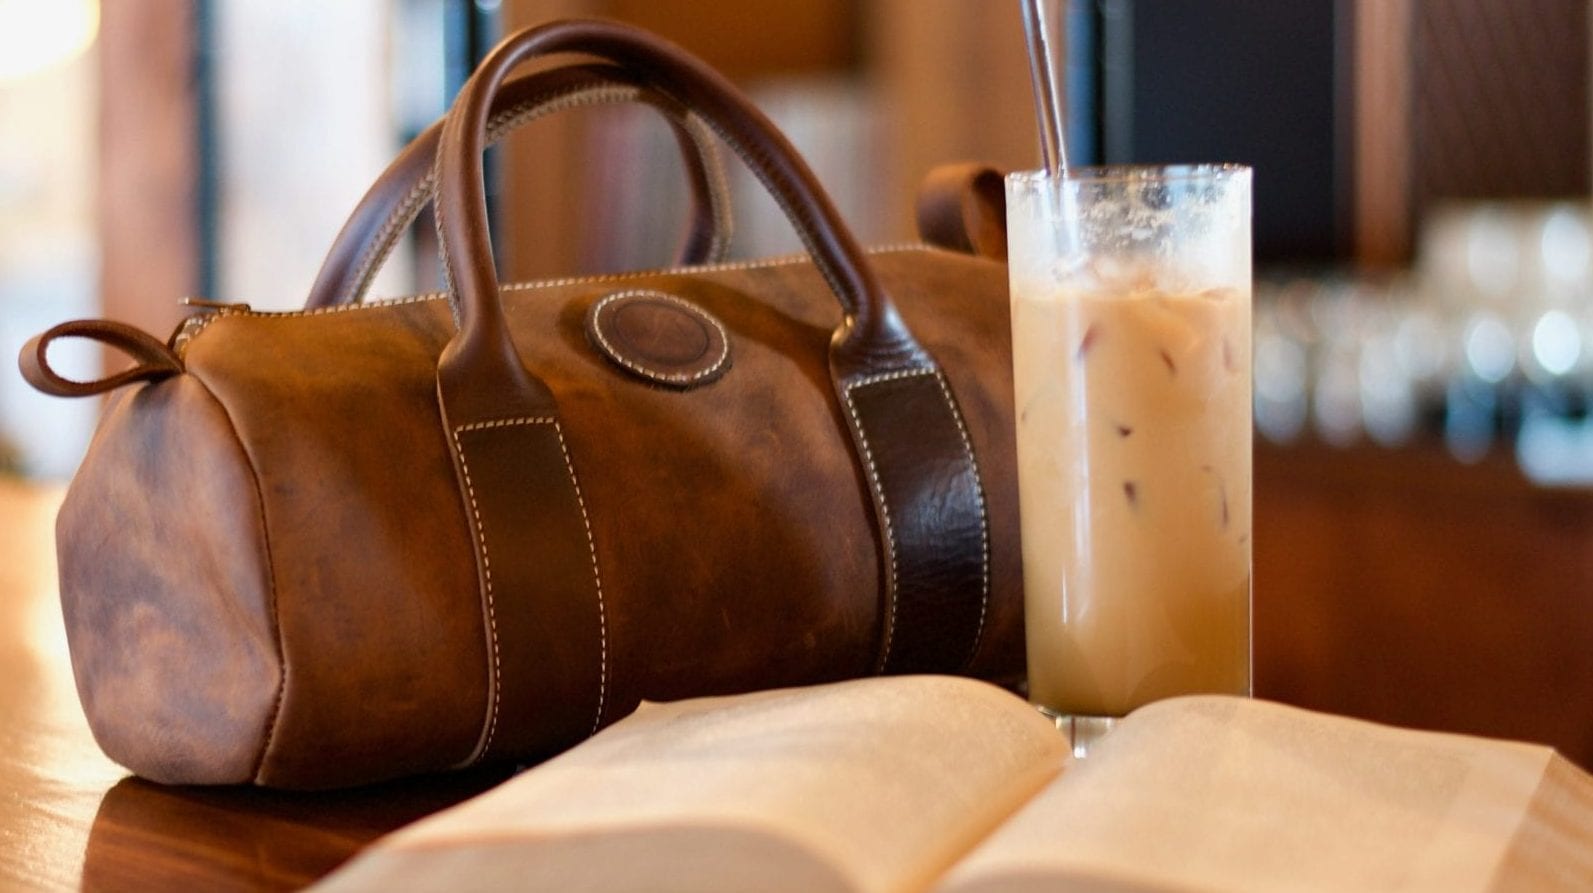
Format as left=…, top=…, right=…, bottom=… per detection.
left=314, top=676, right=1066, bottom=893
left=937, top=696, right=1579, bottom=893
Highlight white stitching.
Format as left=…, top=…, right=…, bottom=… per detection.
left=500, top=243, right=934, bottom=293
left=358, top=80, right=872, bottom=317
left=180, top=245, right=938, bottom=346
left=347, top=173, right=434, bottom=304
left=842, top=370, right=917, bottom=672
left=685, top=111, right=734, bottom=262
left=452, top=415, right=609, bottom=752
left=451, top=423, right=508, bottom=759
left=551, top=419, right=609, bottom=735
left=349, top=84, right=650, bottom=304
left=588, top=290, right=730, bottom=384
left=930, top=370, right=992, bottom=668
left=680, top=109, right=856, bottom=311
left=456, top=416, right=555, bottom=433
left=503, top=254, right=815, bottom=291
left=349, top=82, right=741, bottom=305
left=843, top=366, right=991, bottom=672
left=433, top=142, right=463, bottom=330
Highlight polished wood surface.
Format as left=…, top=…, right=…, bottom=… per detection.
left=0, top=479, right=509, bottom=891
left=1255, top=439, right=1593, bottom=770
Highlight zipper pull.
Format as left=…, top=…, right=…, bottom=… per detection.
left=180, top=297, right=252, bottom=313
left=172, top=298, right=251, bottom=355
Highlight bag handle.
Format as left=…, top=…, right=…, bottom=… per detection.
left=307, top=62, right=733, bottom=310
left=432, top=19, right=933, bottom=427
left=18, top=320, right=183, bottom=398
left=432, top=19, right=992, bottom=724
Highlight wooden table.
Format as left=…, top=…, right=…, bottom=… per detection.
left=6, top=439, right=1589, bottom=888
left=0, top=480, right=509, bottom=891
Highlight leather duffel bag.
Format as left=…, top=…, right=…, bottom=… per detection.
left=18, top=19, right=1021, bottom=789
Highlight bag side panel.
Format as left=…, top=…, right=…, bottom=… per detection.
left=187, top=301, right=488, bottom=788
left=56, top=376, right=281, bottom=785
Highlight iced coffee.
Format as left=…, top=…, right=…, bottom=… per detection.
left=1006, top=166, right=1252, bottom=723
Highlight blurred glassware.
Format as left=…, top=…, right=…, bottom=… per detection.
left=1257, top=200, right=1593, bottom=483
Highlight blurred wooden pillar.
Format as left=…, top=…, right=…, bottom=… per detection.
left=98, top=0, right=200, bottom=344
left=1353, top=0, right=1413, bottom=268
left=498, top=0, right=599, bottom=283
left=870, top=0, right=1037, bottom=241
left=497, top=0, right=864, bottom=276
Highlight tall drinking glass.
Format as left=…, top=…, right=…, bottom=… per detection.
left=1006, top=166, right=1253, bottom=755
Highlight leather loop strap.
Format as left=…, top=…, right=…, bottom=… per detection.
left=18, top=320, right=183, bottom=398
left=915, top=163, right=1009, bottom=261
left=307, top=63, right=732, bottom=309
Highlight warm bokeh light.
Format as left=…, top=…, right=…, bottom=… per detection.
left=0, top=0, right=98, bottom=82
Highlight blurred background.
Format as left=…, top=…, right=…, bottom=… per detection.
left=0, top=0, right=1589, bottom=764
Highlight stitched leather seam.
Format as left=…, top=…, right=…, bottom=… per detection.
left=687, top=112, right=734, bottom=262
left=452, top=416, right=610, bottom=747
left=550, top=419, right=610, bottom=735
left=844, top=366, right=991, bottom=672
left=347, top=172, right=432, bottom=305
left=181, top=245, right=937, bottom=344
left=687, top=113, right=855, bottom=312
left=346, top=83, right=651, bottom=304
left=187, top=374, right=286, bottom=784
left=450, top=423, right=508, bottom=760
left=928, top=369, right=991, bottom=668
left=842, top=367, right=934, bottom=672
left=589, top=290, right=730, bottom=383
left=434, top=165, right=466, bottom=330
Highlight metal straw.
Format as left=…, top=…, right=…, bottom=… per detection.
left=1019, top=0, right=1070, bottom=178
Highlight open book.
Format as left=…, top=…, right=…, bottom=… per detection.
left=314, top=676, right=1592, bottom=892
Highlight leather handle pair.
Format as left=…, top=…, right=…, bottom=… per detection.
left=432, top=20, right=990, bottom=687
left=307, top=62, right=733, bottom=310
left=433, top=19, right=930, bottom=417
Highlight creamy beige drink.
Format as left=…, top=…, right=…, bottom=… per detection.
left=1012, top=285, right=1251, bottom=716
left=1007, top=166, right=1252, bottom=723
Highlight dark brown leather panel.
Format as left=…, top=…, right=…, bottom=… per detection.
left=451, top=418, right=605, bottom=764
left=842, top=368, right=989, bottom=674
left=55, top=378, right=278, bottom=785
left=868, top=250, right=1024, bottom=679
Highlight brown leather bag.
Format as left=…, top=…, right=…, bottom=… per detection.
left=19, top=19, right=1020, bottom=789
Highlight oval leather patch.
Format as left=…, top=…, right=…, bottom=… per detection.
left=584, top=290, right=731, bottom=389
